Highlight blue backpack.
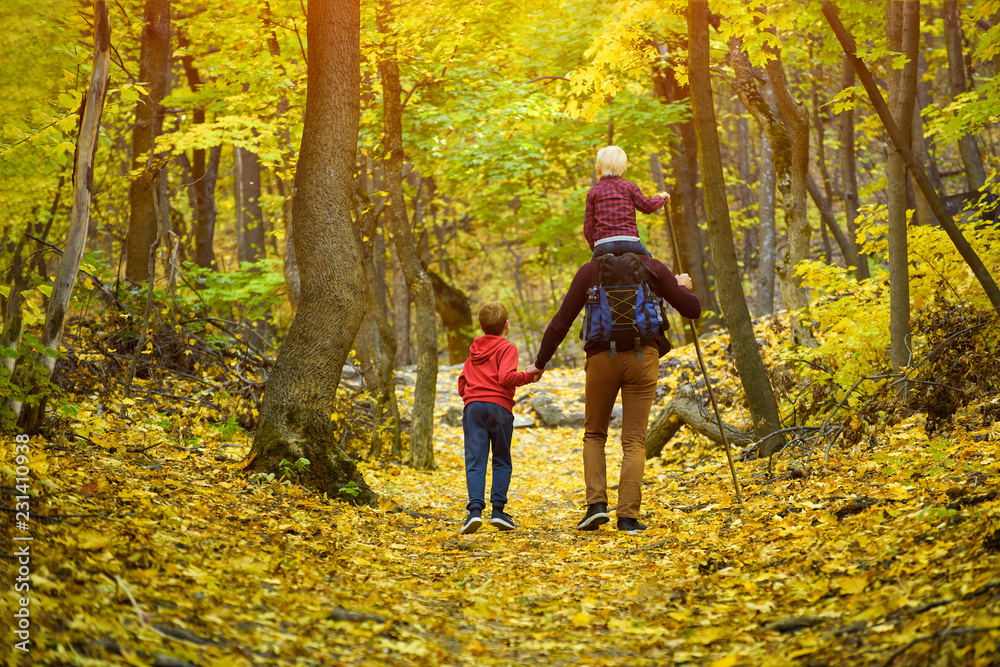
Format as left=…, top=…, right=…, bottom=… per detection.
left=581, top=253, right=668, bottom=359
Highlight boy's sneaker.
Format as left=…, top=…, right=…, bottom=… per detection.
left=576, top=502, right=610, bottom=531
left=490, top=509, right=516, bottom=531
left=460, top=510, right=483, bottom=535
left=617, top=517, right=647, bottom=535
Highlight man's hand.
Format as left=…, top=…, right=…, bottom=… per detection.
left=676, top=273, right=693, bottom=290
left=526, top=363, right=544, bottom=381
left=658, top=192, right=671, bottom=202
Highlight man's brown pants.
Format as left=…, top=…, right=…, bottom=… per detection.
left=583, top=345, right=658, bottom=518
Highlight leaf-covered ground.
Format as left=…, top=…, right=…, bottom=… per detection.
left=3, top=342, right=999, bottom=666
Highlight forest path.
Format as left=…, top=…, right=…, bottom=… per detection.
left=3, top=360, right=999, bottom=666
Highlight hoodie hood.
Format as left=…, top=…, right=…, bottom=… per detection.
left=468, top=335, right=509, bottom=364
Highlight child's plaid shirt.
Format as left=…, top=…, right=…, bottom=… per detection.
left=583, top=176, right=665, bottom=250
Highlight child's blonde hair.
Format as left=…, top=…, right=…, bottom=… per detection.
left=478, top=301, right=508, bottom=336
left=596, top=145, right=628, bottom=177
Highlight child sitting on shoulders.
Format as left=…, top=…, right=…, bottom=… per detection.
left=585, top=145, right=670, bottom=259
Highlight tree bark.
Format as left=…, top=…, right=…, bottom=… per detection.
left=13, top=1, right=111, bottom=431
left=178, top=30, right=220, bottom=270
left=811, top=67, right=834, bottom=263
left=885, top=0, right=919, bottom=372
left=246, top=0, right=376, bottom=504
left=757, top=126, right=777, bottom=315
left=944, top=0, right=987, bottom=192
left=427, top=267, right=472, bottom=365
left=235, top=144, right=268, bottom=349
left=379, top=0, right=437, bottom=470
left=688, top=1, right=784, bottom=457
left=653, top=59, right=720, bottom=325
left=645, top=385, right=754, bottom=459
left=839, top=55, right=870, bottom=280
left=125, top=0, right=171, bottom=283
left=763, top=39, right=817, bottom=348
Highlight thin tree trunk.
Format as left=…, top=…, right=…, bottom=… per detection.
left=689, top=0, right=784, bottom=457
left=757, top=128, right=777, bottom=315
left=178, top=30, right=220, bottom=270
left=807, top=173, right=853, bottom=264
left=839, top=55, right=870, bottom=280
left=379, top=0, right=437, bottom=470
left=247, top=0, right=376, bottom=504
left=811, top=67, right=834, bottom=263
left=886, top=0, right=919, bottom=372
left=13, top=1, right=111, bottom=431
left=735, top=108, right=757, bottom=278
left=125, top=0, right=170, bottom=283
left=235, top=144, right=268, bottom=350
left=944, top=0, right=987, bottom=191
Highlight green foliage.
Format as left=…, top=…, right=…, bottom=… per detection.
left=176, top=258, right=286, bottom=324
left=279, top=457, right=311, bottom=481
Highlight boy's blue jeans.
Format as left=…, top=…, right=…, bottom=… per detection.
left=592, top=239, right=651, bottom=259
left=463, top=401, right=514, bottom=512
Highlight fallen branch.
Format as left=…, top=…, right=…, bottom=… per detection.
left=645, top=385, right=754, bottom=458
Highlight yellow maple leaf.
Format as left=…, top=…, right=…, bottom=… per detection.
left=571, top=611, right=590, bottom=627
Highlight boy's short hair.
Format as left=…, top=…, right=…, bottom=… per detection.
left=596, top=146, right=627, bottom=177
left=479, top=301, right=508, bottom=335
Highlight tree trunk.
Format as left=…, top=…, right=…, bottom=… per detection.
left=886, top=0, right=919, bottom=372
left=735, top=108, right=757, bottom=279
left=839, top=55, right=870, bottom=280
left=645, top=385, right=754, bottom=459
left=688, top=1, right=784, bottom=457
left=807, top=173, right=853, bottom=264
left=125, top=0, right=170, bottom=283
left=763, top=41, right=817, bottom=348
left=246, top=0, right=376, bottom=504
left=811, top=68, right=834, bottom=263
left=757, top=126, right=777, bottom=315
left=944, top=0, right=987, bottom=192
left=12, top=1, right=111, bottom=432
left=427, top=268, right=473, bottom=365
left=655, top=62, right=720, bottom=325
left=235, top=144, right=269, bottom=349
left=178, top=30, right=220, bottom=270
left=379, top=0, right=437, bottom=470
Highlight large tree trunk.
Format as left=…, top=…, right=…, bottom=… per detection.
left=944, top=0, right=987, bottom=192
left=379, top=0, right=437, bottom=470
left=886, top=0, right=919, bottom=373
left=246, top=0, right=375, bottom=504
left=12, top=1, right=111, bottom=432
left=839, top=56, right=870, bottom=280
left=763, top=40, right=817, bottom=348
left=125, top=0, right=170, bottom=283
left=688, top=1, right=784, bottom=457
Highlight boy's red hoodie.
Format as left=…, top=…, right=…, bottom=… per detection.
left=458, top=335, right=535, bottom=411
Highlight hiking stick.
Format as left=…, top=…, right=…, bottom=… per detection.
left=664, top=205, right=743, bottom=503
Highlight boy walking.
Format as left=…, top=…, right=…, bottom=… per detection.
left=457, top=302, right=537, bottom=534
left=585, top=145, right=670, bottom=258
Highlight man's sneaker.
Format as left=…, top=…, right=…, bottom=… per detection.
left=460, top=510, right=483, bottom=534
left=576, top=502, right=610, bottom=531
left=490, top=509, right=516, bottom=531
left=617, top=517, right=647, bottom=534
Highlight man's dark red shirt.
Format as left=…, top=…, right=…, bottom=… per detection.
left=583, top=176, right=666, bottom=250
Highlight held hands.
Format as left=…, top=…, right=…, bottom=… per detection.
left=676, top=273, right=693, bottom=290
left=526, top=363, right=544, bottom=382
